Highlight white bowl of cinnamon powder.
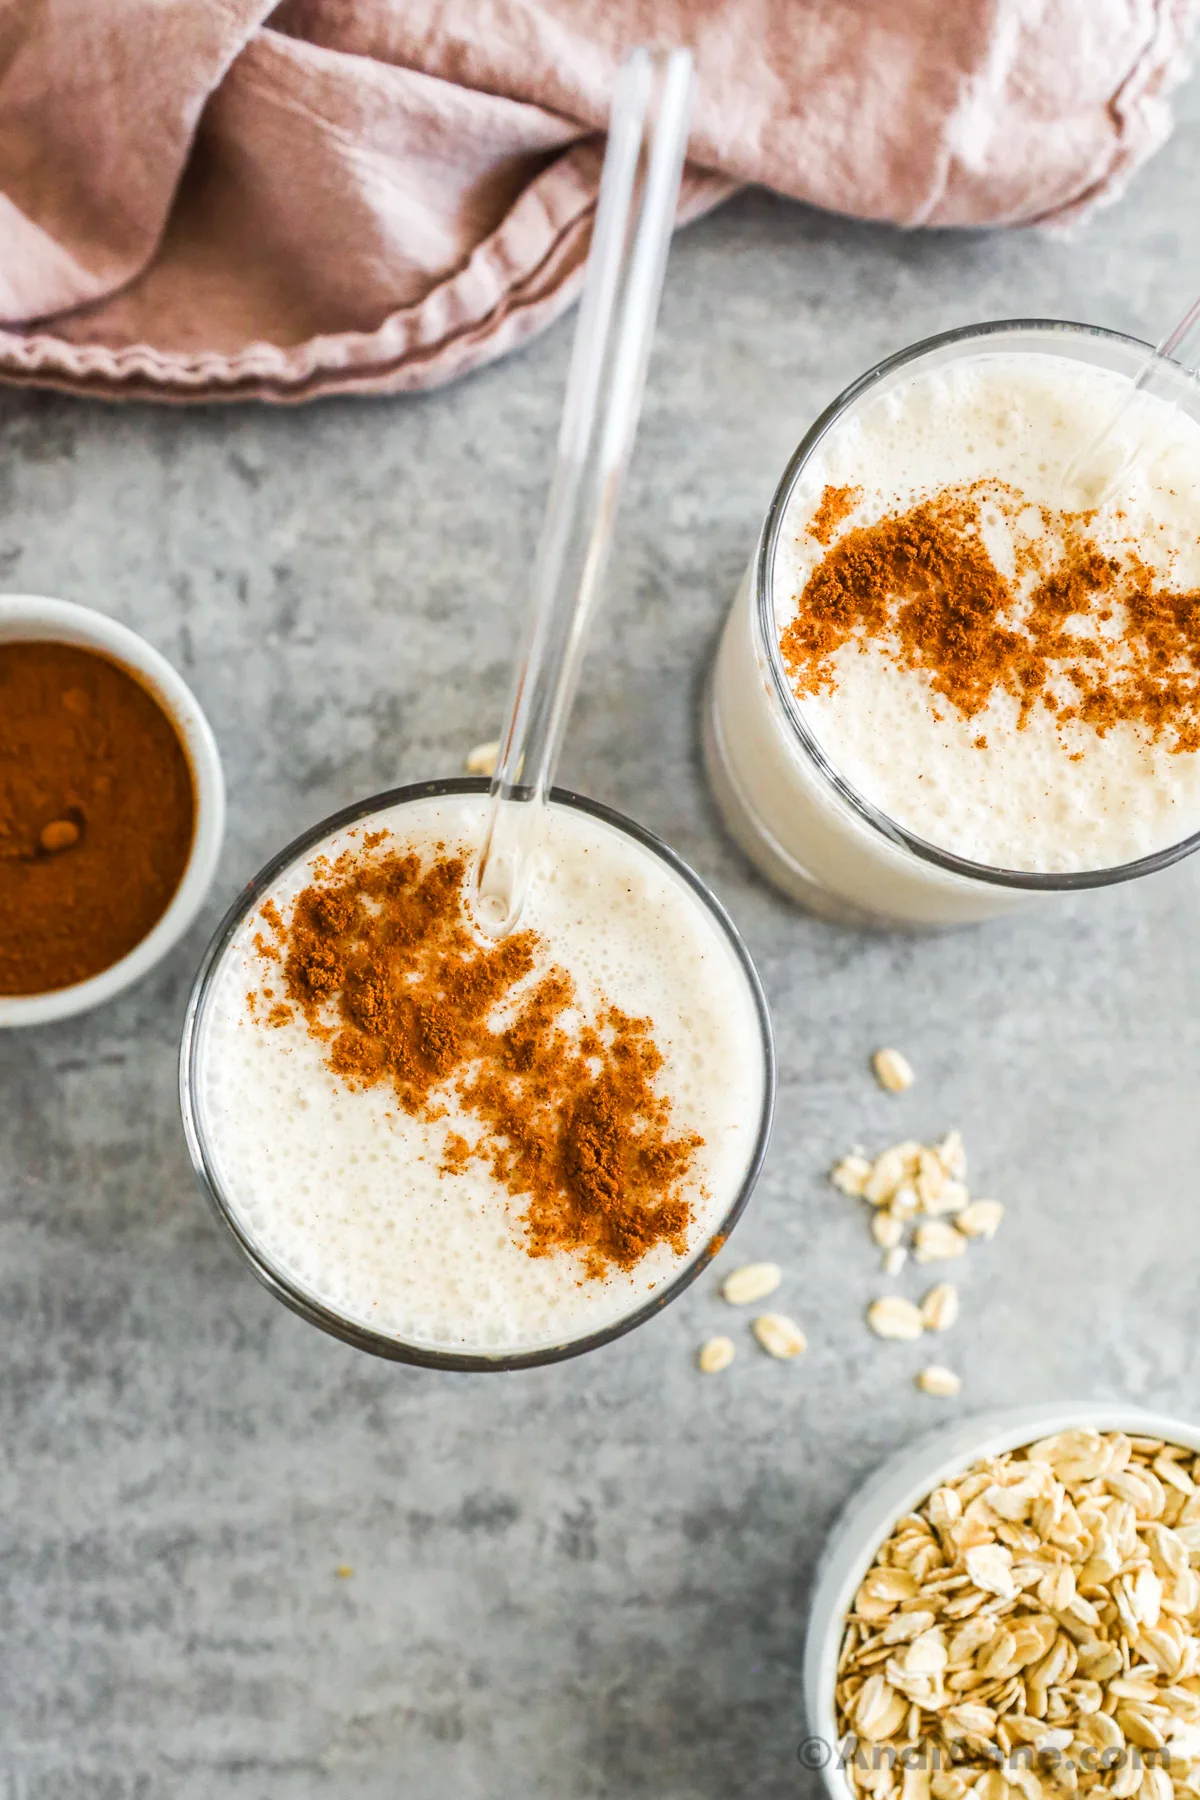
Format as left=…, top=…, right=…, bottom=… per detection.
left=0, top=593, right=225, bottom=1026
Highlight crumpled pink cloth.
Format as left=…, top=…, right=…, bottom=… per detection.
left=0, top=0, right=1194, bottom=403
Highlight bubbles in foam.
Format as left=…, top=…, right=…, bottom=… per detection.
left=194, top=794, right=766, bottom=1355
left=775, top=353, right=1200, bottom=873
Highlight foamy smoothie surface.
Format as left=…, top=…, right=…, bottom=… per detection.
left=193, top=794, right=766, bottom=1355
left=774, top=353, right=1200, bottom=871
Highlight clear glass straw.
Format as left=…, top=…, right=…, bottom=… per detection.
left=1062, top=289, right=1200, bottom=505
left=474, top=46, right=694, bottom=935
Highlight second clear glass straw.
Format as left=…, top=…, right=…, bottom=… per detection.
left=1063, top=288, right=1200, bottom=503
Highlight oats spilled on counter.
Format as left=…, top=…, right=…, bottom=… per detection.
left=464, top=740, right=500, bottom=776
left=915, top=1365, right=962, bottom=1398
left=696, top=1263, right=806, bottom=1372
left=721, top=1261, right=782, bottom=1305
left=921, top=1285, right=960, bottom=1333
left=834, top=1428, right=1200, bottom=1799
left=751, top=1313, right=807, bottom=1360
left=697, top=1335, right=736, bottom=1374
left=868, top=1296, right=925, bottom=1342
left=834, top=1132, right=1005, bottom=1398
left=874, top=1048, right=917, bottom=1093
left=695, top=1102, right=997, bottom=1381
left=832, top=1132, right=1004, bottom=1275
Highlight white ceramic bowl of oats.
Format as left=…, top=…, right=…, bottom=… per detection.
left=803, top=1405, right=1200, bottom=1800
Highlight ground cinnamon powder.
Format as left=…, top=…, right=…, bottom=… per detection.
left=781, top=482, right=1200, bottom=752
left=0, top=641, right=195, bottom=994
left=255, top=839, right=701, bottom=1278
left=807, top=483, right=862, bottom=547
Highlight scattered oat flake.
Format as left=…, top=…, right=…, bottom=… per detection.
left=890, top=1183, right=919, bottom=1220
left=697, top=1335, right=736, bottom=1373
left=873, top=1047, right=915, bottom=1092
left=752, top=1313, right=807, bottom=1359
left=915, top=1147, right=947, bottom=1210
left=831, top=1152, right=872, bottom=1197
left=936, top=1129, right=967, bottom=1179
left=720, top=1262, right=782, bottom=1305
left=465, top=740, right=500, bottom=776
left=916, top=1364, right=961, bottom=1397
left=882, top=1245, right=907, bottom=1276
left=871, top=1210, right=904, bottom=1250
left=913, top=1220, right=967, bottom=1263
left=336, top=1565, right=354, bottom=1578
left=863, top=1142, right=922, bottom=1205
left=921, top=1177, right=969, bottom=1218
left=867, top=1295, right=924, bottom=1341
left=920, top=1282, right=959, bottom=1332
left=956, top=1198, right=1004, bottom=1239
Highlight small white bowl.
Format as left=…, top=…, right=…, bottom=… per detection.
left=0, top=594, right=225, bottom=1027
left=803, top=1402, right=1200, bottom=1800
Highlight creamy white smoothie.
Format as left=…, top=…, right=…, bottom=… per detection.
left=707, top=328, right=1200, bottom=926
left=187, top=791, right=768, bottom=1359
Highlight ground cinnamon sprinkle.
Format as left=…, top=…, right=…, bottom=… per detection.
left=781, top=481, right=1200, bottom=753
left=807, top=483, right=862, bottom=546
left=253, top=839, right=701, bottom=1278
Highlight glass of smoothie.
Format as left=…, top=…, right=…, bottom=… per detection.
left=705, top=319, right=1200, bottom=928
left=179, top=778, right=773, bottom=1368
left=180, top=50, right=777, bottom=1367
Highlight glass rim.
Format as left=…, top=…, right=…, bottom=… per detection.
left=755, top=316, right=1200, bottom=894
left=178, top=775, right=776, bottom=1373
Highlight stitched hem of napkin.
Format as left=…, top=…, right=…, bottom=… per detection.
left=0, top=156, right=734, bottom=404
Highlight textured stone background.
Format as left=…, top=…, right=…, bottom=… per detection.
left=3, top=76, right=1200, bottom=1800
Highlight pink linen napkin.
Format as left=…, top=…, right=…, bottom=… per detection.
left=0, top=0, right=1194, bottom=403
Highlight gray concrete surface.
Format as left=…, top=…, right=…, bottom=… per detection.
left=3, top=77, right=1200, bottom=1800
